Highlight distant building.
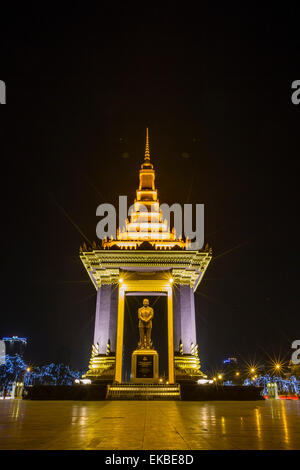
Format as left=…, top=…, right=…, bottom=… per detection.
left=2, top=336, right=27, bottom=357
left=221, top=357, right=242, bottom=384
left=223, top=357, right=238, bottom=365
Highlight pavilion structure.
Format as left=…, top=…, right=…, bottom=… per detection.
left=80, top=129, right=212, bottom=395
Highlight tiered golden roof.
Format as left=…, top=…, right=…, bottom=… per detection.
left=103, top=129, right=186, bottom=250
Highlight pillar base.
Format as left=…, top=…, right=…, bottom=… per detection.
left=174, top=354, right=207, bottom=382
left=82, top=353, right=115, bottom=383
left=131, top=349, right=159, bottom=383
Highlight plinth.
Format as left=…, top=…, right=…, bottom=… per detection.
left=131, top=349, right=159, bottom=383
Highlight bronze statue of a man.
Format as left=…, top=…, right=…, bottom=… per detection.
left=138, top=298, right=154, bottom=349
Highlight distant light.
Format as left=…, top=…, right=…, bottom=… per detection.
left=81, top=379, right=91, bottom=385
left=197, top=379, right=213, bottom=385
left=213, top=377, right=216, bottom=381
left=26, top=368, right=31, bottom=372
left=275, top=364, right=281, bottom=370
left=159, top=378, right=163, bottom=383
left=119, top=278, right=123, bottom=283
left=74, top=379, right=80, bottom=384
left=250, top=368, right=256, bottom=373
left=169, top=278, right=173, bottom=284
left=218, top=374, right=223, bottom=380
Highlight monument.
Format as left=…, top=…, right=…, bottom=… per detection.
left=80, top=128, right=212, bottom=393
left=131, top=298, right=159, bottom=383
left=138, top=298, right=153, bottom=350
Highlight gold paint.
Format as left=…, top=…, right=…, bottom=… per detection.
left=115, top=280, right=174, bottom=384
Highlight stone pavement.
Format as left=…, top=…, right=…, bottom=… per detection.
left=0, top=399, right=299, bottom=450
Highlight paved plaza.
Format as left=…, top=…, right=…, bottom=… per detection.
left=0, top=399, right=299, bottom=450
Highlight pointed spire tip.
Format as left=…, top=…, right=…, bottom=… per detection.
left=144, top=127, right=150, bottom=160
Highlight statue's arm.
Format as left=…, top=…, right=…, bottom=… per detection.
left=138, top=307, right=142, bottom=320
left=149, top=307, right=154, bottom=320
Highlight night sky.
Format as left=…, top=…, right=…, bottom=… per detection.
left=1, top=3, right=299, bottom=372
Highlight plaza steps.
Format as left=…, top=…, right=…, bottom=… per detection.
left=106, top=383, right=181, bottom=400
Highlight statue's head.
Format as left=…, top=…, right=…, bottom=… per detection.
left=143, top=298, right=149, bottom=306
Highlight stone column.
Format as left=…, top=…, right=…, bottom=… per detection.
left=173, top=284, right=197, bottom=354
left=93, top=284, right=118, bottom=354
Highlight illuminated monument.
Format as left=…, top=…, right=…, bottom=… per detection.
left=80, top=129, right=212, bottom=392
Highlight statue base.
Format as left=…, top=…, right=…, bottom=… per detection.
left=131, top=349, right=159, bottom=383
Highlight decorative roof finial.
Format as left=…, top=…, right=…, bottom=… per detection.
left=144, top=127, right=150, bottom=161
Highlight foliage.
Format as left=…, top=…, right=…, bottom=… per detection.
left=26, top=363, right=81, bottom=386
left=244, top=374, right=300, bottom=396
left=0, top=354, right=27, bottom=389
left=0, top=354, right=81, bottom=391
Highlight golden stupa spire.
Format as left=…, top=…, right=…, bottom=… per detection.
left=144, top=127, right=150, bottom=161
left=101, top=128, right=186, bottom=250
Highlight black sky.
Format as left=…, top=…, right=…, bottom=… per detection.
left=1, top=3, right=299, bottom=372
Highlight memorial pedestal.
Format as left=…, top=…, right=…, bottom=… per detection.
left=131, top=349, right=159, bottom=383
